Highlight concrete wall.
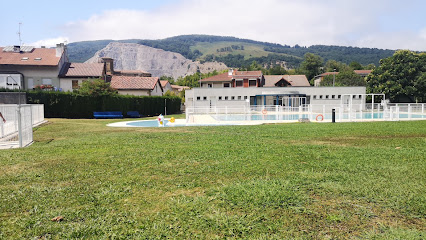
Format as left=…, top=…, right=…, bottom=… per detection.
left=118, top=90, right=150, bottom=96
left=0, top=92, right=27, bottom=104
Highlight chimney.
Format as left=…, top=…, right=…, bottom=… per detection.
left=228, top=68, right=233, bottom=76
left=56, top=43, right=64, bottom=57
left=102, top=57, right=114, bottom=75
left=13, top=45, right=21, bottom=53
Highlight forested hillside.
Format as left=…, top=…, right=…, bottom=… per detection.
left=67, top=35, right=395, bottom=68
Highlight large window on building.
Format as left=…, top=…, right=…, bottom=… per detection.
left=235, top=80, right=243, bottom=87
left=224, top=83, right=230, bottom=88
left=249, top=80, right=257, bottom=87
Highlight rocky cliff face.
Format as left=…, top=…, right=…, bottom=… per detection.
left=85, top=42, right=227, bottom=79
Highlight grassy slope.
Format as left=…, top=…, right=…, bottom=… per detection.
left=0, top=119, right=425, bottom=239
left=191, top=41, right=299, bottom=60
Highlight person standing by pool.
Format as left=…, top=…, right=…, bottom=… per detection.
left=0, top=112, right=5, bottom=123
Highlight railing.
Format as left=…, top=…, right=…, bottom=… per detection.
left=186, top=103, right=426, bottom=123
left=0, top=104, right=45, bottom=148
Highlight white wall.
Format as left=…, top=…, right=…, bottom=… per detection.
left=186, top=86, right=367, bottom=110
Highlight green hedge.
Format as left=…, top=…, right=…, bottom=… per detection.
left=26, top=91, right=181, bottom=118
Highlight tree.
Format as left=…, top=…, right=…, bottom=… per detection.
left=366, top=50, right=426, bottom=102
left=321, top=70, right=365, bottom=86
left=349, top=61, right=363, bottom=70
left=77, top=79, right=117, bottom=97
left=300, top=53, right=324, bottom=81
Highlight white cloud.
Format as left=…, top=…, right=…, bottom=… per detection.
left=28, top=37, right=70, bottom=48
left=33, top=0, right=426, bottom=51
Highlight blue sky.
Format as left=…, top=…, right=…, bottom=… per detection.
left=1, top=0, right=425, bottom=51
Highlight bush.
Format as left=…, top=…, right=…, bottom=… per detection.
left=26, top=91, right=181, bottom=118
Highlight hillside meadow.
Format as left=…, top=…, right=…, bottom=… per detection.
left=0, top=118, right=425, bottom=239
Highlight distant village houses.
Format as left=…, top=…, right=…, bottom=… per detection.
left=0, top=44, right=166, bottom=96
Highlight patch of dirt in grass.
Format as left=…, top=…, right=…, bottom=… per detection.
left=291, top=194, right=425, bottom=238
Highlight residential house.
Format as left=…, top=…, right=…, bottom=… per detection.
left=0, top=44, right=68, bottom=90
left=314, top=70, right=372, bottom=86
left=110, top=76, right=163, bottom=96
left=171, top=85, right=190, bottom=94
left=59, top=62, right=106, bottom=91
left=160, top=80, right=173, bottom=93
left=199, top=69, right=264, bottom=88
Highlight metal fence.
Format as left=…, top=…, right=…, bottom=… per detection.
left=185, top=103, right=426, bottom=123
left=0, top=104, right=44, bottom=148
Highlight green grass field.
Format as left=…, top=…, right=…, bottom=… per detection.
left=191, top=41, right=299, bottom=61
left=0, top=119, right=425, bottom=239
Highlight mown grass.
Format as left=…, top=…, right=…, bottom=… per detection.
left=0, top=119, right=425, bottom=239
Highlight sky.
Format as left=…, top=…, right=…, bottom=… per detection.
left=1, top=0, right=425, bottom=51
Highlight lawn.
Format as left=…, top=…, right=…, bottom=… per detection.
left=0, top=119, right=425, bottom=239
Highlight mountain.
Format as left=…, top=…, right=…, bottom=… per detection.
left=85, top=42, right=227, bottom=79
left=67, top=35, right=396, bottom=71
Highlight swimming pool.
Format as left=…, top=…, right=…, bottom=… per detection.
left=107, top=112, right=426, bottom=128
left=114, top=119, right=238, bottom=128
left=212, top=112, right=426, bottom=121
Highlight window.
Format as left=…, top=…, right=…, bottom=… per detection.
left=28, top=78, right=34, bottom=89
left=326, top=95, right=329, bottom=99
left=21, top=57, right=29, bottom=61
left=219, top=96, right=222, bottom=100
left=197, top=96, right=201, bottom=101
left=238, top=96, right=242, bottom=100
left=72, top=80, right=79, bottom=89
left=249, top=80, right=257, bottom=87
left=203, top=96, right=207, bottom=100
left=231, top=96, right=235, bottom=100
left=224, top=83, right=230, bottom=88
left=34, top=57, right=42, bottom=61
left=225, top=96, right=228, bottom=100
left=353, top=95, right=356, bottom=99
left=338, top=95, right=341, bottom=99
left=208, top=84, right=212, bottom=88
left=313, top=95, right=317, bottom=99
left=359, top=95, right=362, bottom=99
left=200, top=83, right=204, bottom=87
left=235, top=80, right=243, bottom=87
left=244, top=96, right=248, bottom=100
left=319, top=95, right=323, bottom=99
left=332, top=95, right=335, bottom=99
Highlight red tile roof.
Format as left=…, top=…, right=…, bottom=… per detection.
left=0, top=47, right=61, bottom=66
left=232, top=70, right=262, bottom=79
left=354, top=70, right=372, bottom=75
left=200, top=72, right=232, bottom=82
left=160, top=80, right=170, bottom=88
left=62, top=63, right=104, bottom=77
left=200, top=70, right=263, bottom=82
left=110, top=76, right=159, bottom=90
left=264, top=75, right=310, bottom=87
left=318, top=72, right=339, bottom=77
